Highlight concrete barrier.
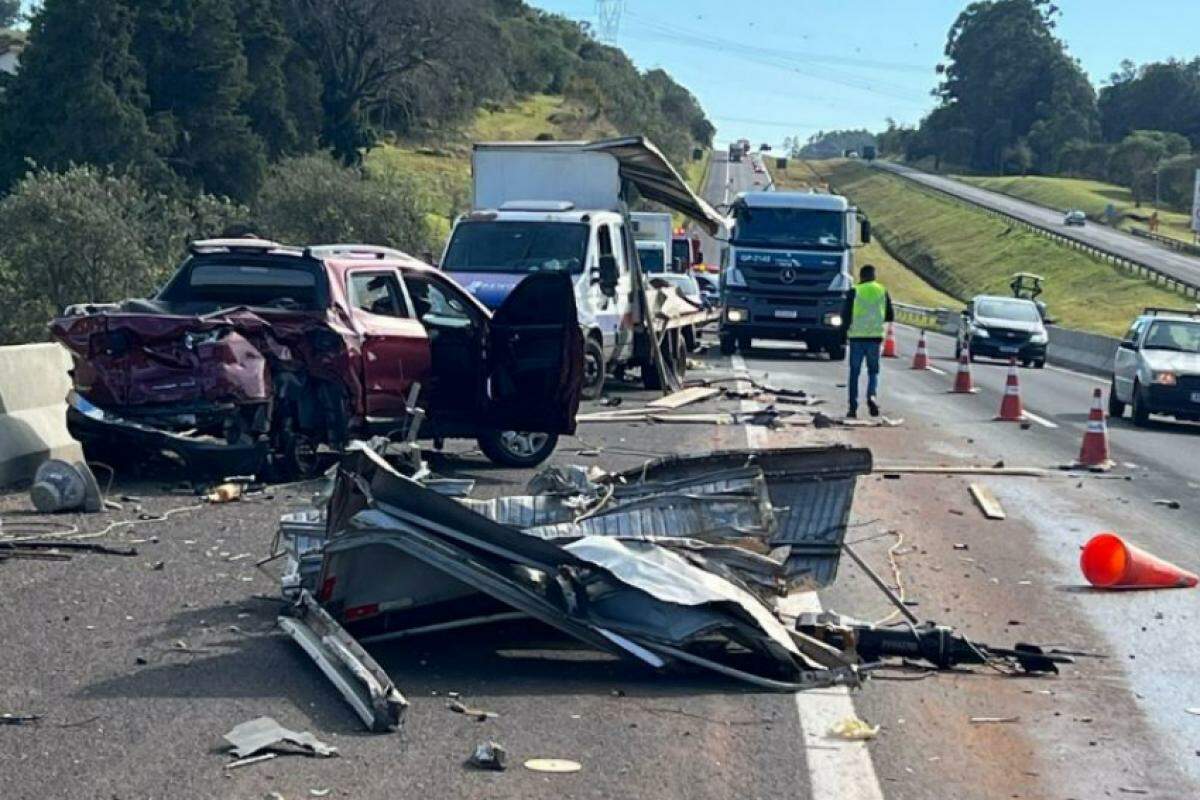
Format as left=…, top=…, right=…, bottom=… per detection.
left=1047, top=326, right=1119, bottom=377
left=0, top=343, right=82, bottom=487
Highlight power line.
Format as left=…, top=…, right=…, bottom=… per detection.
left=595, top=0, right=626, bottom=44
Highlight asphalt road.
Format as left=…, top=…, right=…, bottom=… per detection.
left=874, top=161, right=1200, bottom=289
left=1, top=150, right=1197, bottom=800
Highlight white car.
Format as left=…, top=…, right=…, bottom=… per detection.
left=1109, top=309, right=1200, bottom=425
left=1063, top=209, right=1087, bottom=226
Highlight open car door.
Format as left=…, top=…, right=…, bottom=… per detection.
left=484, top=273, right=584, bottom=434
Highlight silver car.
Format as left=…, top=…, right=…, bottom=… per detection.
left=1110, top=309, right=1200, bottom=425
left=1063, top=209, right=1087, bottom=226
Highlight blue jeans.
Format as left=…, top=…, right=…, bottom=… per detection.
left=848, top=339, right=881, bottom=409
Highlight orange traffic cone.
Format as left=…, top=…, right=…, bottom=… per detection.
left=995, top=358, right=1023, bottom=421
left=1073, top=388, right=1114, bottom=470
left=948, top=348, right=977, bottom=393
left=882, top=323, right=899, bottom=358
left=910, top=330, right=930, bottom=370
left=1081, top=532, right=1198, bottom=589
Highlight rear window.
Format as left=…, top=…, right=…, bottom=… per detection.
left=638, top=246, right=666, bottom=272
left=160, top=259, right=326, bottom=310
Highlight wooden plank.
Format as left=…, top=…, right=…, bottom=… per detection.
left=648, top=386, right=720, bottom=410
left=969, top=483, right=1007, bottom=520
left=872, top=465, right=1050, bottom=478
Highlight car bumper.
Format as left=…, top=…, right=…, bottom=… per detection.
left=67, top=391, right=268, bottom=477
left=969, top=339, right=1046, bottom=361
left=1143, top=384, right=1200, bottom=418
left=721, top=293, right=845, bottom=344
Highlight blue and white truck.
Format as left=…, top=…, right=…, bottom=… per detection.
left=718, top=191, right=870, bottom=360
left=441, top=137, right=725, bottom=398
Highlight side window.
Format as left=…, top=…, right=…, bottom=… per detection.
left=597, top=224, right=614, bottom=260
left=1126, top=319, right=1145, bottom=345
left=613, top=223, right=629, bottom=273
left=348, top=272, right=409, bottom=318
left=405, top=274, right=474, bottom=328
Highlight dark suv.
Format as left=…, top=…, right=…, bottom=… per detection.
left=956, top=295, right=1049, bottom=367
left=51, top=239, right=583, bottom=476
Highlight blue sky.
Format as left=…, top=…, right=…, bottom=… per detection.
left=531, top=1, right=1200, bottom=148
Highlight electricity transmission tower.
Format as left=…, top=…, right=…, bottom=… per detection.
left=595, top=0, right=625, bottom=44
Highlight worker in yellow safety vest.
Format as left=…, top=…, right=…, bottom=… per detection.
left=841, top=264, right=894, bottom=418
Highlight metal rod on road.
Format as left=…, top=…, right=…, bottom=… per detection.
left=842, top=542, right=919, bottom=625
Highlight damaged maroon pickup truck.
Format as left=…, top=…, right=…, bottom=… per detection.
left=50, top=239, right=583, bottom=478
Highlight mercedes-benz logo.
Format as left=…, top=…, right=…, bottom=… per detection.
left=780, top=268, right=797, bottom=284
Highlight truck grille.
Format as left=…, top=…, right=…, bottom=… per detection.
left=741, top=266, right=840, bottom=293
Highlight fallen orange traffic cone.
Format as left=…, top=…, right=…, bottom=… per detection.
left=1072, top=388, right=1114, bottom=470
left=882, top=323, right=899, bottom=358
left=948, top=348, right=977, bottom=393
left=1080, top=532, right=1198, bottom=589
left=910, top=330, right=929, bottom=370
left=995, top=358, right=1023, bottom=421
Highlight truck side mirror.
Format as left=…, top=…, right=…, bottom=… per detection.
left=1118, top=339, right=1135, bottom=350
left=598, top=254, right=619, bottom=297
left=860, top=219, right=871, bottom=244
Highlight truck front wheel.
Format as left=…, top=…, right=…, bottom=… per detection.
left=580, top=338, right=606, bottom=401
left=827, top=343, right=846, bottom=361
left=720, top=333, right=737, bottom=356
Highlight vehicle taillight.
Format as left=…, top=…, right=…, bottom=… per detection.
left=343, top=603, right=380, bottom=622
left=318, top=575, right=336, bottom=601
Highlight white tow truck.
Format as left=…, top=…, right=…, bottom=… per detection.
left=440, top=137, right=724, bottom=398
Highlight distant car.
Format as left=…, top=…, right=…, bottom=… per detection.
left=956, top=295, right=1049, bottom=367
left=1063, top=209, right=1087, bottom=226
left=1109, top=308, right=1200, bottom=426
left=648, top=273, right=703, bottom=307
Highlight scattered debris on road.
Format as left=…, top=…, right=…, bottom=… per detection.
left=523, top=758, right=582, bottom=773
left=1, top=713, right=42, bottom=725
left=1153, top=499, right=1181, bottom=510
left=469, top=741, right=508, bottom=771
left=448, top=700, right=498, bottom=721
left=29, top=460, right=103, bottom=513
left=827, top=715, right=880, bottom=740
left=222, top=716, right=339, bottom=759
left=970, top=716, right=1020, bottom=724
left=969, top=483, right=1007, bottom=520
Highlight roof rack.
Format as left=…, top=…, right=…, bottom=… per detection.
left=189, top=238, right=294, bottom=255
left=1142, top=306, right=1200, bottom=319
left=304, top=244, right=412, bottom=260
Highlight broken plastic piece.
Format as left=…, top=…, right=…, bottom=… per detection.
left=826, top=716, right=879, bottom=740
left=524, top=758, right=582, bottom=773
left=222, top=716, right=339, bottom=759
left=277, top=590, right=408, bottom=732
left=470, top=741, right=508, bottom=771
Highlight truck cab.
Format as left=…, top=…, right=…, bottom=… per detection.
left=719, top=191, right=869, bottom=360
left=442, top=137, right=727, bottom=399
left=631, top=212, right=673, bottom=274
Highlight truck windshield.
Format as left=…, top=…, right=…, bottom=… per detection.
left=733, top=207, right=844, bottom=249
left=638, top=246, right=666, bottom=272
left=443, top=221, right=588, bottom=275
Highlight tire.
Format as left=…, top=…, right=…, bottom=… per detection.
left=827, top=343, right=846, bottom=361
left=580, top=337, right=606, bottom=401
left=643, top=330, right=685, bottom=390
left=1034, top=359, right=1045, bottom=369
left=1131, top=380, right=1151, bottom=427
left=277, top=423, right=321, bottom=480
left=954, top=340, right=962, bottom=359
left=1107, top=379, right=1126, bottom=418
left=671, top=330, right=688, bottom=381
left=737, top=333, right=752, bottom=352
left=477, top=430, right=559, bottom=468
left=719, top=334, right=736, bottom=356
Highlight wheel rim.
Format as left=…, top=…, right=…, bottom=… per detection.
left=498, top=431, right=549, bottom=458
left=584, top=351, right=602, bottom=388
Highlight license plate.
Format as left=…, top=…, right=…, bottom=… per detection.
left=1000, top=345, right=1019, bottom=353
left=774, top=309, right=798, bottom=319
left=1191, top=392, right=1200, bottom=403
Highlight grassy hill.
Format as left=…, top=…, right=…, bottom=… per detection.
left=366, top=94, right=710, bottom=240
left=958, top=174, right=1196, bottom=245
left=800, top=160, right=1185, bottom=337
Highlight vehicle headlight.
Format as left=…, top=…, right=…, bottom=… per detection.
left=726, top=267, right=748, bottom=288
left=726, top=307, right=749, bottom=323
left=824, top=312, right=844, bottom=327
left=971, top=325, right=989, bottom=338
left=1030, top=332, right=1048, bottom=344
left=1153, top=371, right=1178, bottom=386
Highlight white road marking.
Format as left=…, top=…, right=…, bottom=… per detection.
left=924, top=365, right=947, bottom=376
left=731, top=354, right=886, bottom=800
left=722, top=158, right=732, bottom=205
left=1020, top=409, right=1058, bottom=429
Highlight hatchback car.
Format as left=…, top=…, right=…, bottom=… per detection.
left=956, top=295, right=1049, bottom=367
left=1109, top=308, right=1200, bottom=426
left=51, top=239, right=583, bottom=477
left=1063, top=209, right=1087, bottom=226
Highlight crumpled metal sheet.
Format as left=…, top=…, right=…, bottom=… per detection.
left=223, top=716, right=339, bottom=759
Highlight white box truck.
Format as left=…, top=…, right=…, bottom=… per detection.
left=441, top=137, right=725, bottom=399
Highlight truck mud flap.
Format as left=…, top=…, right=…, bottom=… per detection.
left=278, top=589, right=408, bottom=733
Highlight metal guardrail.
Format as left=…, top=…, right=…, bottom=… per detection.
left=1129, top=227, right=1200, bottom=258
left=875, top=164, right=1200, bottom=300
left=893, top=302, right=957, bottom=334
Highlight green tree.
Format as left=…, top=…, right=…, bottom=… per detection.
left=236, top=0, right=316, bottom=159
left=0, top=164, right=246, bottom=344
left=0, top=0, right=168, bottom=191
left=0, top=0, right=21, bottom=27
left=253, top=154, right=433, bottom=253
left=133, top=0, right=267, bottom=200
left=1109, top=130, right=1190, bottom=204
left=1099, top=60, right=1200, bottom=146
left=926, top=0, right=1097, bottom=172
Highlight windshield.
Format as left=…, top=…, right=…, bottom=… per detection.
left=638, top=245, right=666, bottom=272
left=442, top=221, right=588, bottom=275
left=732, top=207, right=844, bottom=248
left=159, top=259, right=325, bottom=310
left=672, top=239, right=692, bottom=268
left=1143, top=320, right=1200, bottom=353
left=977, top=298, right=1042, bottom=324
